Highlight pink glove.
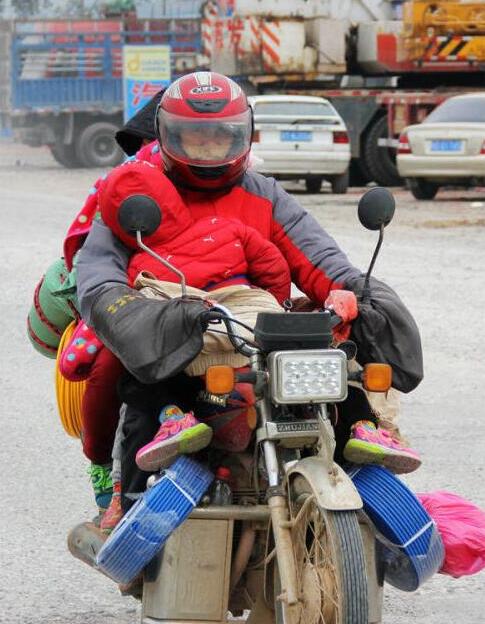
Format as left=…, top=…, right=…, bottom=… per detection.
left=59, top=321, right=104, bottom=381
left=324, top=290, right=358, bottom=343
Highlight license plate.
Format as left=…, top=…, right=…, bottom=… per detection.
left=280, top=130, right=312, bottom=142
left=430, top=139, right=463, bottom=152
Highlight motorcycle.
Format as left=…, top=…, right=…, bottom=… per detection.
left=69, top=187, right=397, bottom=624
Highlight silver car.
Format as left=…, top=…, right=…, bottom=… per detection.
left=248, top=95, right=351, bottom=194
left=397, top=93, right=485, bottom=199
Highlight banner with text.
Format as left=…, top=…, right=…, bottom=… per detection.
left=122, top=45, right=171, bottom=122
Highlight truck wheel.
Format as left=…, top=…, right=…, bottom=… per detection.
left=305, top=177, right=323, bottom=193
left=363, top=116, right=402, bottom=187
left=49, top=142, right=82, bottom=168
left=75, top=122, right=123, bottom=168
left=331, top=169, right=349, bottom=194
left=407, top=178, right=439, bottom=200
left=349, top=159, right=372, bottom=187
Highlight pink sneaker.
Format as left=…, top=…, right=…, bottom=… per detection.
left=343, top=420, right=421, bottom=474
left=135, top=405, right=213, bottom=472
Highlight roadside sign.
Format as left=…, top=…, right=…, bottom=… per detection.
left=122, top=45, right=171, bottom=122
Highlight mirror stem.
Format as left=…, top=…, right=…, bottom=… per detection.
left=136, top=231, right=187, bottom=298
left=361, top=224, right=384, bottom=304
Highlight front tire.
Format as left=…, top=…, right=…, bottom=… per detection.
left=274, top=475, right=368, bottom=624
left=407, top=178, right=439, bottom=200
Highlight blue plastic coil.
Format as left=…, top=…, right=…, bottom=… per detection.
left=96, top=456, right=213, bottom=584
left=349, top=465, right=445, bottom=591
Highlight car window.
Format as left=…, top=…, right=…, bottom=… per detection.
left=424, top=97, right=485, bottom=123
left=253, top=101, right=339, bottom=124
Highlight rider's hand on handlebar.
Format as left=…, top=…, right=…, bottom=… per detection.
left=324, top=289, right=358, bottom=343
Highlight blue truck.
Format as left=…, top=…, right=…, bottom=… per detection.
left=2, top=18, right=202, bottom=167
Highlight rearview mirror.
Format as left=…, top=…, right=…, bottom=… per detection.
left=118, top=194, right=188, bottom=298
left=358, top=187, right=396, bottom=303
left=118, top=194, right=161, bottom=238
left=358, top=187, right=395, bottom=231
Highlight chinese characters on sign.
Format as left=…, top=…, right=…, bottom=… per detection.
left=122, top=45, right=171, bottom=122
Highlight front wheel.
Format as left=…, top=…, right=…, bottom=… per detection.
left=274, top=475, right=368, bottom=624
left=407, top=177, right=439, bottom=200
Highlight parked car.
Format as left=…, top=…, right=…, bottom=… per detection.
left=397, top=93, right=485, bottom=200
left=248, top=95, right=351, bottom=193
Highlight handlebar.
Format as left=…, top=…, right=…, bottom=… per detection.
left=330, top=312, right=342, bottom=328
left=204, top=304, right=260, bottom=358
left=203, top=305, right=343, bottom=359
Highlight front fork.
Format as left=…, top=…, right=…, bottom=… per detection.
left=260, top=407, right=335, bottom=609
left=259, top=416, right=300, bottom=607
left=257, top=377, right=322, bottom=608
left=253, top=352, right=337, bottom=610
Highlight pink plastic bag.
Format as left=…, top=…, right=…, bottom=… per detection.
left=417, top=490, right=485, bottom=578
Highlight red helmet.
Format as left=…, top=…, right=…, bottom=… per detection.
left=155, top=72, right=253, bottom=191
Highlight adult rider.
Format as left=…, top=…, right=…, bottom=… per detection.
left=75, top=71, right=424, bottom=514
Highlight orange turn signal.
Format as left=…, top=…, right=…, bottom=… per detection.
left=362, top=363, right=392, bottom=393
left=206, top=365, right=236, bottom=395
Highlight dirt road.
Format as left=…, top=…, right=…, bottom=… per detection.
left=1, top=142, right=484, bottom=624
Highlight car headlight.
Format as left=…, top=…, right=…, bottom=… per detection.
left=268, top=350, right=347, bottom=404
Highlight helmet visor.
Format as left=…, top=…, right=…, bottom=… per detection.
left=158, top=109, right=252, bottom=166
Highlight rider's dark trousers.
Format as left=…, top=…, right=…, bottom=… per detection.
left=332, top=385, right=378, bottom=464
left=119, top=372, right=204, bottom=512
left=119, top=374, right=377, bottom=513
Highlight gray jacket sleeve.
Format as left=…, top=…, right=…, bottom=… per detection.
left=242, top=172, right=362, bottom=302
left=76, top=220, right=131, bottom=325
left=76, top=221, right=209, bottom=383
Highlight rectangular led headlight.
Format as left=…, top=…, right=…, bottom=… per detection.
left=268, top=350, right=347, bottom=404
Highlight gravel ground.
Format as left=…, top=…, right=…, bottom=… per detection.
left=1, top=141, right=485, bottom=624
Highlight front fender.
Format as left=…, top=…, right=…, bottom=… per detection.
left=286, top=457, right=362, bottom=511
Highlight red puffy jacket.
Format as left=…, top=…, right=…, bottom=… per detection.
left=99, top=160, right=291, bottom=304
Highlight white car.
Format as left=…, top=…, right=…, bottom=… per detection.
left=248, top=95, right=351, bottom=194
left=397, top=93, right=485, bottom=200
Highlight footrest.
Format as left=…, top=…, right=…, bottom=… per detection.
left=67, top=521, right=108, bottom=570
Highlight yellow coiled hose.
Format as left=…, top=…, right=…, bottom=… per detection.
left=55, top=321, right=86, bottom=438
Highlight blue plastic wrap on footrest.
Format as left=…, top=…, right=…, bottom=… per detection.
left=96, top=456, right=213, bottom=584
left=349, top=464, right=444, bottom=591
